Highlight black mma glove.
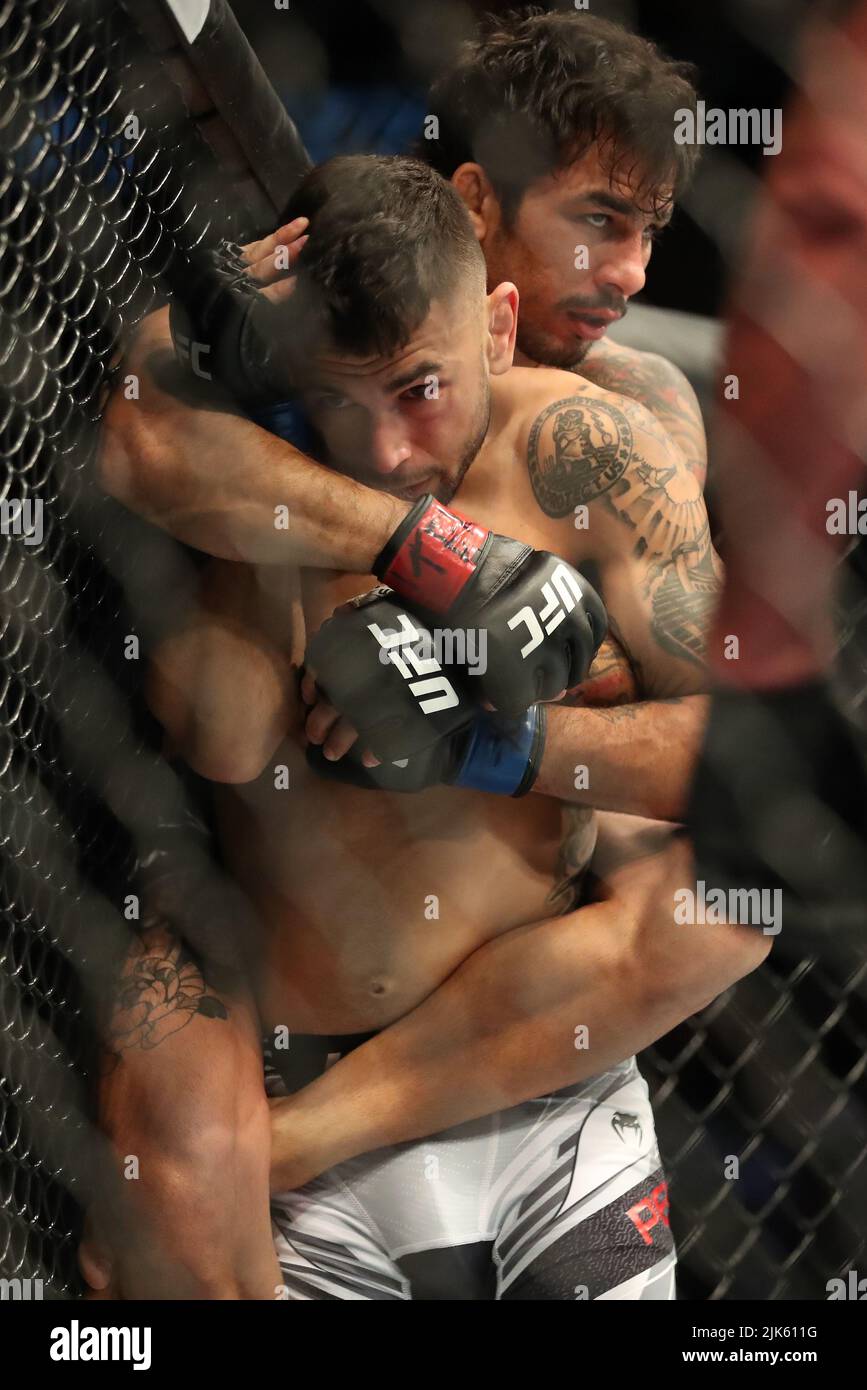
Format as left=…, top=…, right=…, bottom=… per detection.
left=307, top=704, right=546, bottom=796
left=373, top=495, right=607, bottom=715
left=305, top=588, right=546, bottom=794
left=168, top=241, right=294, bottom=408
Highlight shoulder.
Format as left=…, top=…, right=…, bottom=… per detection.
left=519, top=373, right=696, bottom=521
left=578, top=338, right=697, bottom=400
left=575, top=340, right=707, bottom=483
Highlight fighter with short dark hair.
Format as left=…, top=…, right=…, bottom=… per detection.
left=88, top=149, right=769, bottom=1300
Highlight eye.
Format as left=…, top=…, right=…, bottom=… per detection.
left=401, top=382, right=444, bottom=402
left=584, top=213, right=611, bottom=229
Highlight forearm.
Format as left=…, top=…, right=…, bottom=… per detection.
left=532, top=695, right=708, bottom=819
left=271, top=834, right=769, bottom=1189
left=99, top=310, right=407, bottom=568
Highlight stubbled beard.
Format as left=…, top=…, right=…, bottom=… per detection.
left=516, top=319, right=592, bottom=370
left=431, top=380, right=492, bottom=506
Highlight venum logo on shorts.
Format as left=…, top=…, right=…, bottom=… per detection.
left=626, top=1180, right=670, bottom=1246
left=611, top=1111, right=643, bottom=1145
left=367, top=613, right=460, bottom=714
left=507, top=564, right=585, bottom=658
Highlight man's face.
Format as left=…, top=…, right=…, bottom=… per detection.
left=298, top=292, right=492, bottom=505
left=479, top=145, right=673, bottom=369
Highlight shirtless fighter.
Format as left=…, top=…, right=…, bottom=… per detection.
left=86, top=154, right=769, bottom=1301
left=421, top=10, right=708, bottom=477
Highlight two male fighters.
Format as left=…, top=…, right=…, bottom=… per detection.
left=86, top=14, right=769, bottom=1300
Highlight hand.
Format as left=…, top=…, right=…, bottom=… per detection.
left=303, top=594, right=547, bottom=795
left=373, top=495, right=608, bottom=714
left=240, top=217, right=309, bottom=305
left=168, top=220, right=310, bottom=408
left=305, top=588, right=476, bottom=762
left=300, top=667, right=377, bottom=767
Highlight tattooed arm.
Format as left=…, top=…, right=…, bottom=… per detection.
left=80, top=909, right=279, bottom=1298
left=527, top=389, right=721, bottom=818
left=575, top=339, right=708, bottom=487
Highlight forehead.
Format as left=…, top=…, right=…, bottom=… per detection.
left=525, top=144, right=674, bottom=220
left=306, top=294, right=481, bottom=387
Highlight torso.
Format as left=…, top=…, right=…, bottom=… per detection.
left=212, top=366, right=664, bottom=1035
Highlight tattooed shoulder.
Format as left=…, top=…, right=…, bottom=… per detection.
left=527, top=394, right=636, bottom=517
left=574, top=346, right=707, bottom=484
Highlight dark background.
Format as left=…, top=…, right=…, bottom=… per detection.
left=230, top=0, right=813, bottom=319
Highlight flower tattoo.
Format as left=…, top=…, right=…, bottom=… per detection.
left=106, top=925, right=228, bottom=1058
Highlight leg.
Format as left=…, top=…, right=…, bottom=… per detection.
left=491, top=1058, right=676, bottom=1300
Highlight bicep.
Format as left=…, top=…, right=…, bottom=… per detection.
left=599, top=537, right=722, bottom=697
left=146, top=561, right=301, bottom=782
left=526, top=388, right=720, bottom=697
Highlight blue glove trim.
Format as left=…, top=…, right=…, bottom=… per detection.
left=451, top=706, right=543, bottom=797
left=248, top=399, right=317, bottom=455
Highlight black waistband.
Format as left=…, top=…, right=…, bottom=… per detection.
left=266, top=1029, right=380, bottom=1094
left=320, top=1030, right=380, bottom=1057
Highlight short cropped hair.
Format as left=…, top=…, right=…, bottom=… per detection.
left=279, top=154, right=486, bottom=359
left=422, top=8, right=700, bottom=221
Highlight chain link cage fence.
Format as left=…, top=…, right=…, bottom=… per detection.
left=1, top=0, right=865, bottom=1301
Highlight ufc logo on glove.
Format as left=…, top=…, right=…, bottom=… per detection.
left=367, top=615, right=460, bottom=715
left=506, top=565, right=587, bottom=659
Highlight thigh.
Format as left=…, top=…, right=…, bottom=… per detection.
left=271, top=1111, right=503, bottom=1300
left=271, top=1171, right=410, bottom=1301
left=491, top=1059, right=676, bottom=1300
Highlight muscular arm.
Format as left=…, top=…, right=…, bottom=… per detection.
left=142, top=563, right=767, bottom=1203
left=83, top=914, right=279, bottom=1298
left=97, top=307, right=407, bottom=568
left=270, top=829, right=770, bottom=1191
left=527, top=389, right=722, bottom=817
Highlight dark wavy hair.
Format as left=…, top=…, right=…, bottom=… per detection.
left=279, top=154, right=486, bottom=359
left=421, top=8, right=700, bottom=222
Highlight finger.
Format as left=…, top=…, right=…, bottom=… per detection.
left=300, top=670, right=318, bottom=706
left=241, top=217, right=308, bottom=268
left=305, top=699, right=342, bottom=746
left=245, top=221, right=309, bottom=285
left=259, top=268, right=302, bottom=306
left=248, top=236, right=307, bottom=287
left=322, top=716, right=360, bottom=762
left=361, top=749, right=381, bottom=768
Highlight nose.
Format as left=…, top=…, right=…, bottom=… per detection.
left=595, top=229, right=648, bottom=303
left=368, top=414, right=412, bottom=475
